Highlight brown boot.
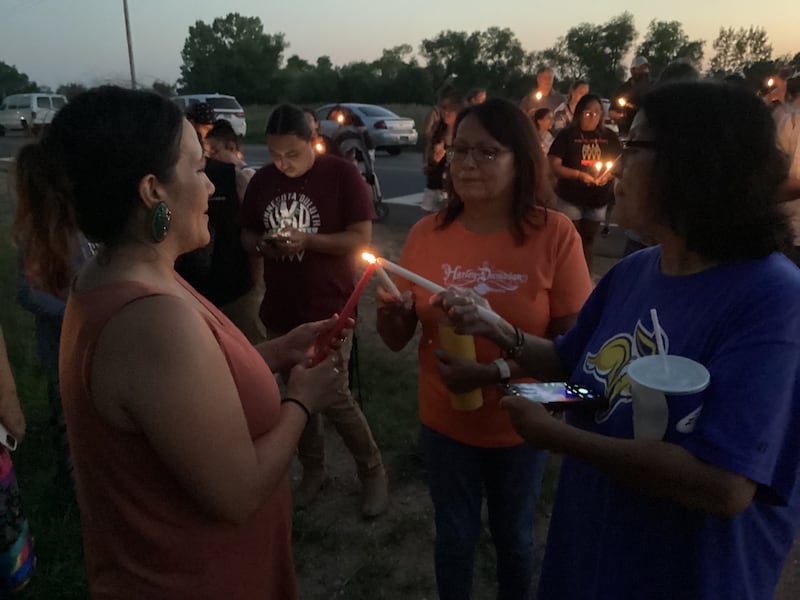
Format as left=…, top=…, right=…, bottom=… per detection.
left=360, top=467, right=388, bottom=519
left=293, top=468, right=327, bottom=509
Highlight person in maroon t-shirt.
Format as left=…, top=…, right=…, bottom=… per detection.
left=241, top=104, right=388, bottom=518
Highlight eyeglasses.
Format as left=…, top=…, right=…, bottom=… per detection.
left=446, top=146, right=511, bottom=164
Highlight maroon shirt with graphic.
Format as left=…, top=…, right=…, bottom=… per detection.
left=241, top=153, right=375, bottom=333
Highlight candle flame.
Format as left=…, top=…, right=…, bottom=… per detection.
left=618, top=97, right=627, bottom=107
left=595, top=161, right=603, bottom=171
left=361, top=252, right=377, bottom=264
left=605, top=161, right=613, bottom=169
left=314, top=142, right=325, bottom=153
left=535, top=91, right=542, bottom=100
left=767, top=78, right=775, bottom=88
left=336, top=113, right=345, bottom=123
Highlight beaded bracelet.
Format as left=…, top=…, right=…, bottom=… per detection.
left=506, top=325, right=525, bottom=360
left=281, top=397, right=311, bottom=423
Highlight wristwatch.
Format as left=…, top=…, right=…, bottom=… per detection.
left=493, top=358, right=511, bottom=385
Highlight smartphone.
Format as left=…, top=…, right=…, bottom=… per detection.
left=262, top=233, right=287, bottom=248
left=501, top=382, right=609, bottom=410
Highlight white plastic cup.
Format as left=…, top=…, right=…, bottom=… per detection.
left=627, top=355, right=710, bottom=440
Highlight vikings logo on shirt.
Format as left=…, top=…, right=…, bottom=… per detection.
left=581, top=316, right=699, bottom=431
left=440, top=262, right=528, bottom=295
left=262, top=192, right=321, bottom=261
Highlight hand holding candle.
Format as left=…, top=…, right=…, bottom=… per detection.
left=376, top=257, right=501, bottom=325
left=363, top=252, right=401, bottom=298
left=310, top=254, right=376, bottom=366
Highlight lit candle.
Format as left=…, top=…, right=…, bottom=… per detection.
left=618, top=97, right=627, bottom=107
left=362, top=252, right=401, bottom=298
left=535, top=91, right=543, bottom=101
left=311, top=259, right=377, bottom=366
left=377, top=257, right=502, bottom=325
left=594, top=161, right=603, bottom=173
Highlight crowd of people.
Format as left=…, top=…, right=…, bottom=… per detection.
left=1, top=56, right=799, bottom=599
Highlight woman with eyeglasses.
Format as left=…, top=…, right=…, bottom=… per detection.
left=433, top=81, right=800, bottom=600
left=548, top=93, right=622, bottom=270
left=376, top=98, right=592, bottom=599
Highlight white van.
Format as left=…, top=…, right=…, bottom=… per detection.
left=0, top=93, right=68, bottom=135
left=172, top=93, right=247, bottom=137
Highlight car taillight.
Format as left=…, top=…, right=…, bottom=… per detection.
left=374, top=121, right=387, bottom=129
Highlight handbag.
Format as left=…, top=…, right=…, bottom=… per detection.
left=0, top=449, right=35, bottom=592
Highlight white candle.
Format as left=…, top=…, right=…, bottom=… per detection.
left=374, top=264, right=402, bottom=298
left=378, top=258, right=502, bottom=325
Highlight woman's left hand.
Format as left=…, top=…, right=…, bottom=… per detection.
left=435, top=349, right=496, bottom=394
left=278, top=227, right=309, bottom=255
left=280, top=315, right=353, bottom=367
left=500, top=395, right=564, bottom=448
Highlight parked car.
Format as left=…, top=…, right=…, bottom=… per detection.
left=172, top=93, right=247, bottom=137
left=316, top=103, right=418, bottom=155
left=0, top=93, right=67, bottom=136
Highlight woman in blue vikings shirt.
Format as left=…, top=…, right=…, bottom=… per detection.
left=434, top=81, right=800, bottom=600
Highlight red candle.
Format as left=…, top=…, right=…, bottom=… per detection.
left=310, top=260, right=377, bottom=366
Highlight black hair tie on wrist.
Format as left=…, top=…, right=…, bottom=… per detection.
left=281, top=397, right=310, bottom=422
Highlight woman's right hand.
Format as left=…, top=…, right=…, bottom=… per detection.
left=286, top=354, right=346, bottom=415
left=577, top=171, right=597, bottom=185
left=376, top=288, right=414, bottom=315
left=432, top=287, right=502, bottom=340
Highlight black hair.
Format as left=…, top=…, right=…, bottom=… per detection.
left=438, top=98, right=551, bottom=244
left=640, top=81, right=791, bottom=260
left=787, top=76, right=800, bottom=99
left=265, top=104, right=313, bottom=141
left=657, top=61, right=700, bottom=83
left=533, top=107, right=552, bottom=124
left=23, top=87, right=182, bottom=244
left=12, top=85, right=184, bottom=293
left=536, top=66, right=553, bottom=76
left=206, top=119, right=240, bottom=149
left=570, top=94, right=604, bottom=133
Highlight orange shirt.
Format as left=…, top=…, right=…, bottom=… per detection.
left=60, top=278, right=297, bottom=599
left=397, top=209, right=592, bottom=447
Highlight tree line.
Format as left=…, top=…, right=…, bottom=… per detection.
left=3, top=12, right=799, bottom=105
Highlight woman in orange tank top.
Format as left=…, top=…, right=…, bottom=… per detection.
left=14, top=86, right=348, bottom=599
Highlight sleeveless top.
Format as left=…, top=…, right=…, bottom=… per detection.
left=59, top=276, right=297, bottom=599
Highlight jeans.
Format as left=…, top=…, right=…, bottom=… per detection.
left=421, top=425, right=547, bottom=600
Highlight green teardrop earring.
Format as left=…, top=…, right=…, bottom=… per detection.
left=150, top=201, right=172, bottom=243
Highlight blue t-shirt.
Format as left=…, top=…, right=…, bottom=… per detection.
left=540, top=247, right=800, bottom=600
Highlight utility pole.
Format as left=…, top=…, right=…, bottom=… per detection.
left=122, top=0, right=137, bottom=89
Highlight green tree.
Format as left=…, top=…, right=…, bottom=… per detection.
left=178, top=13, right=287, bottom=103
left=150, top=80, right=176, bottom=97
left=56, top=82, right=88, bottom=100
left=709, top=26, right=773, bottom=76
left=0, top=61, right=37, bottom=98
left=419, top=30, right=482, bottom=93
left=530, top=38, right=585, bottom=87
left=636, top=20, right=704, bottom=79
left=563, top=12, right=637, bottom=96
left=419, top=27, right=528, bottom=97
